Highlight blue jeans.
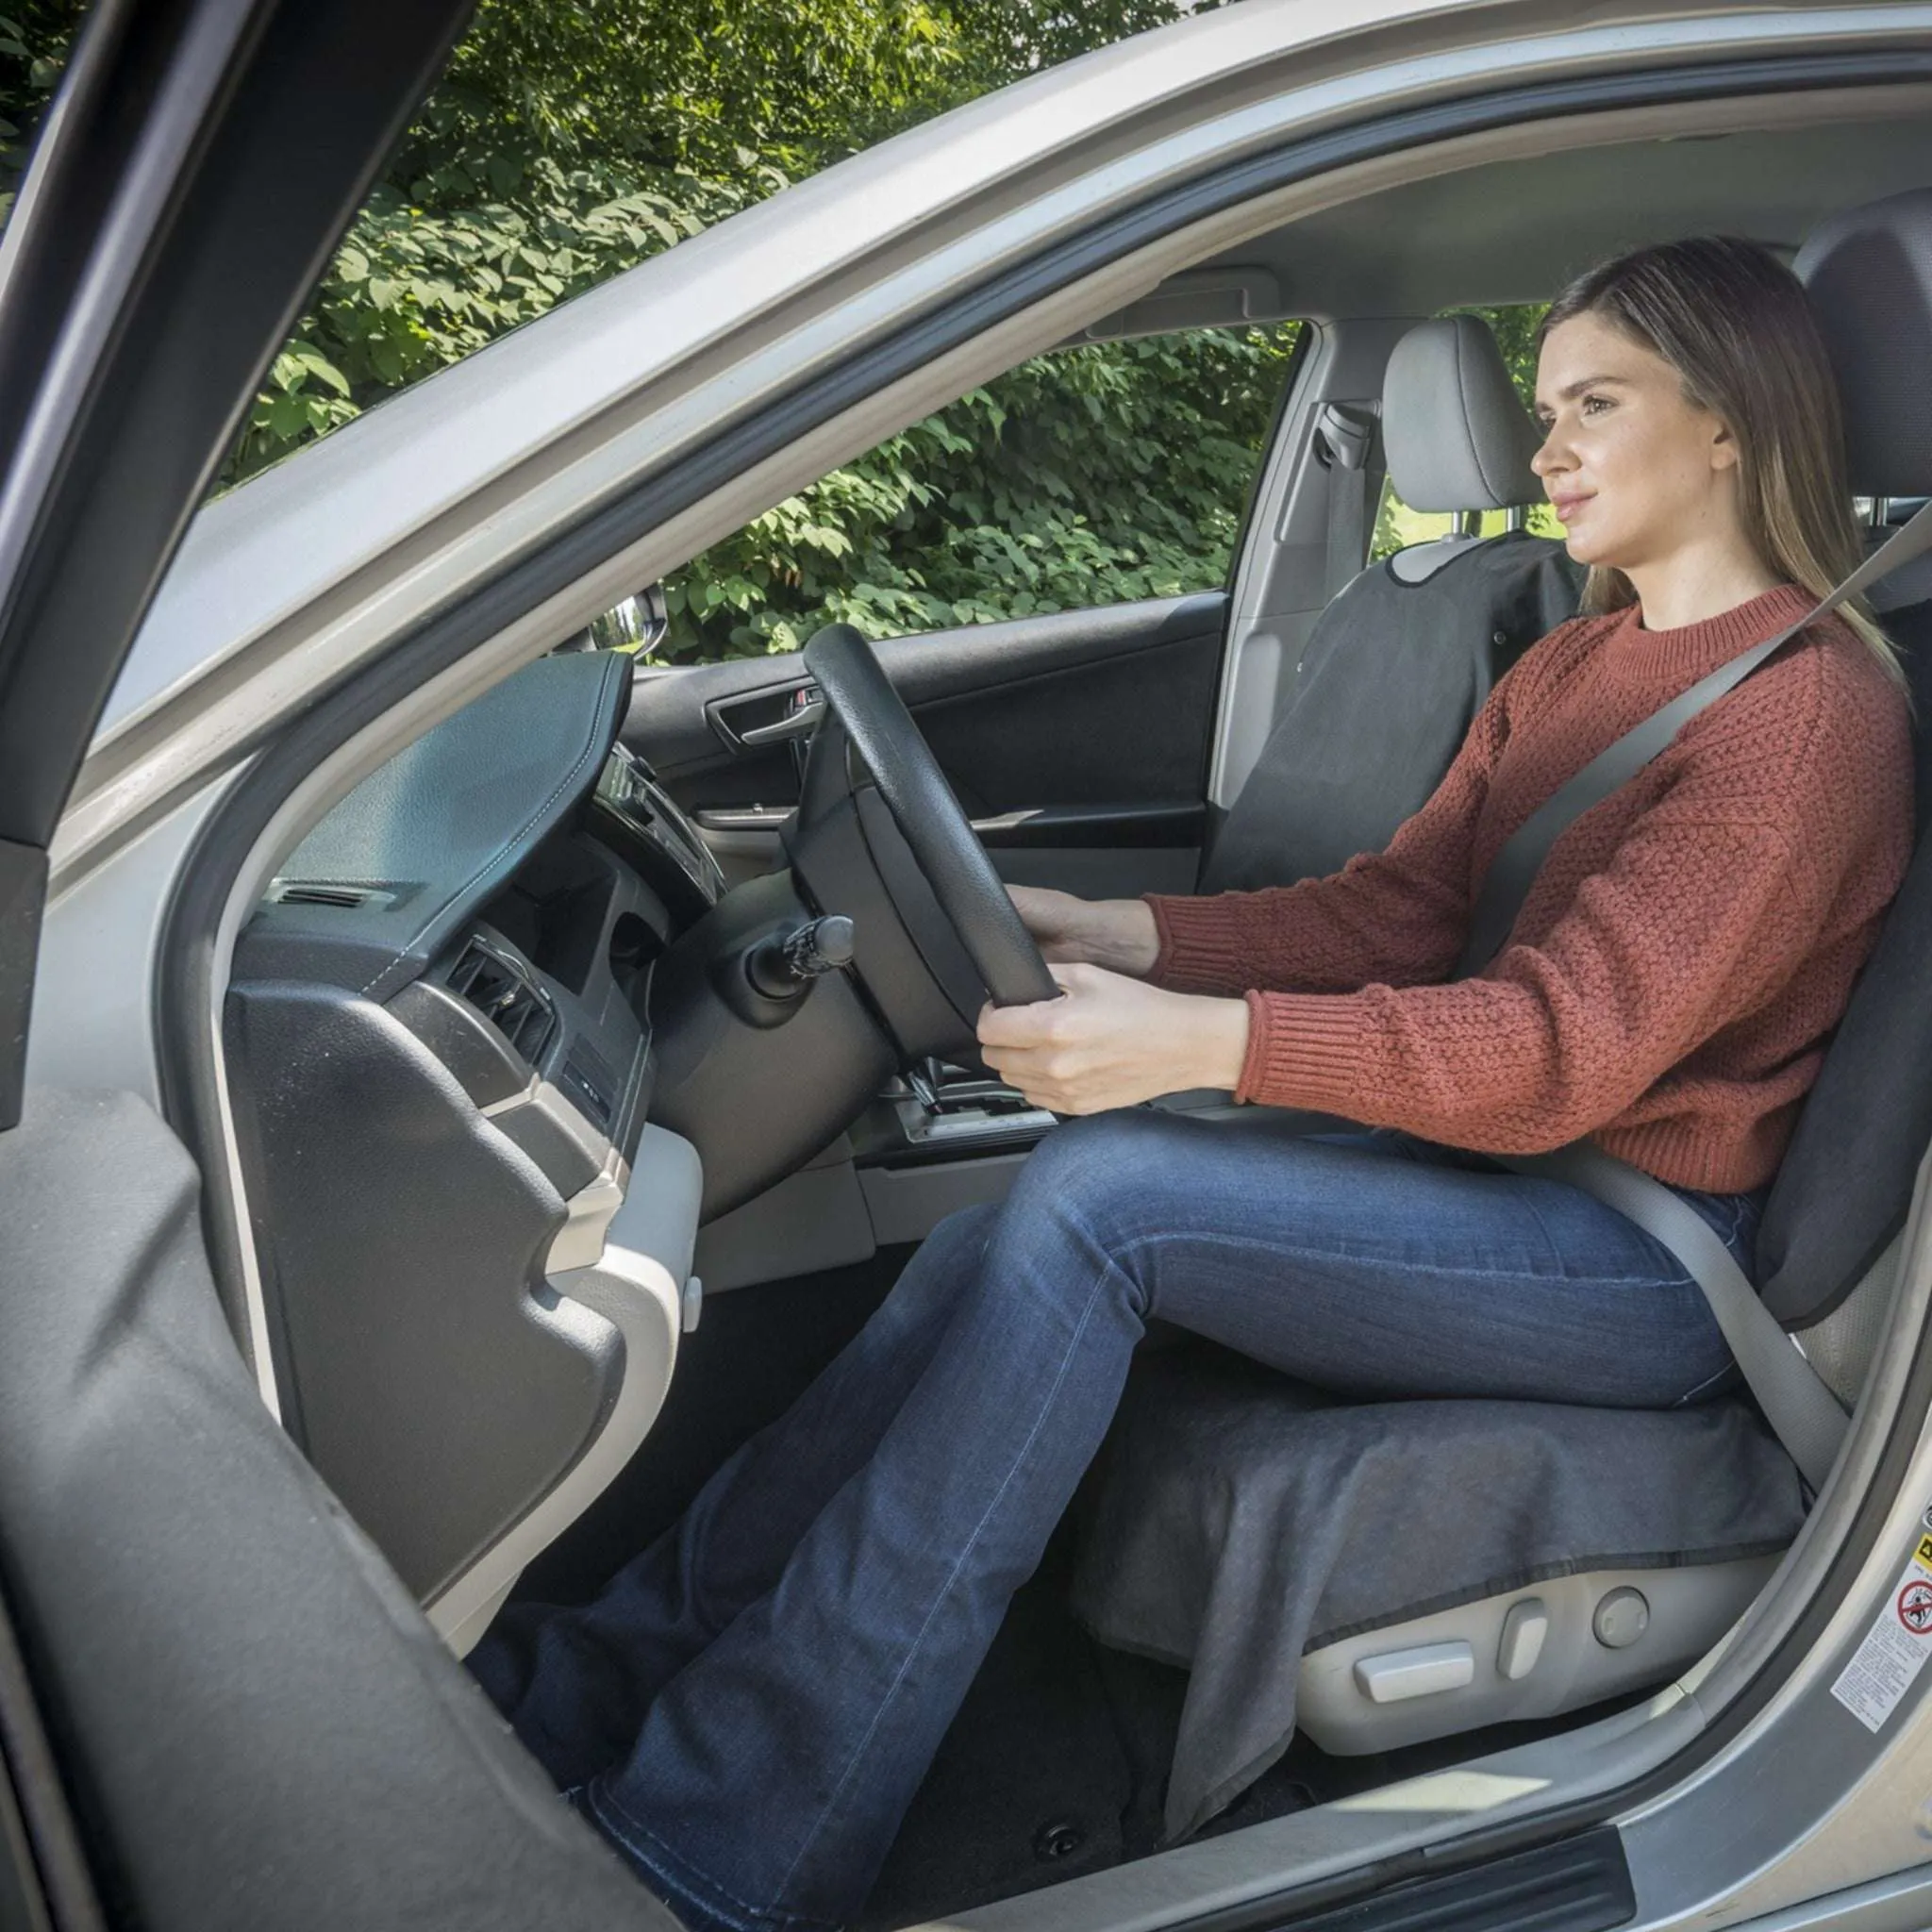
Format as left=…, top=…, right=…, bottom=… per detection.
left=469, top=1113, right=1759, bottom=1932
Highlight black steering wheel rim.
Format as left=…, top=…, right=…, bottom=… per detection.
left=802, top=623, right=1059, bottom=1008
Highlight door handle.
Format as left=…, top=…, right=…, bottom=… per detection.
left=736, top=694, right=824, bottom=745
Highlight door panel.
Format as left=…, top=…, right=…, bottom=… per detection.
left=623, top=590, right=1226, bottom=895
left=0, top=1090, right=669, bottom=1932
left=0, top=3, right=666, bottom=1919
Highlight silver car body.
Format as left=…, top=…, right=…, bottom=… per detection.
left=31, top=1, right=1932, bottom=1924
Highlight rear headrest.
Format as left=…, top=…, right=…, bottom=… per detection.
left=1381, top=316, right=1543, bottom=513
left=1795, top=187, right=1932, bottom=498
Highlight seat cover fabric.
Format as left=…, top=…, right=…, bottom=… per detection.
left=1753, top=186, right=1932, bottom=1320
left=1754, top=597, right=1932, bottom=1322
left=1069, top=1343, right=1804, bottom=1843
left=1203, top=534, right=1582, bottom=891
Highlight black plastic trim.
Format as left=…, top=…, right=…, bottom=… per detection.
left=153, top=35, right=1932, bottom=1891
left=1176, top=1828, right=1633, bottom=1932
left=972, top=800, right=1206, bottom=848
left=0, top=843, right=46, bottom=1131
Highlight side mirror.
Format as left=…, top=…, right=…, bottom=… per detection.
left=588, top=582, right=672, bottom=658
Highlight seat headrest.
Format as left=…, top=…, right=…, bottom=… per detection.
left=1381, top=316, right=1544, bottom=513
left=1795, top=187, right=1932, bottom=499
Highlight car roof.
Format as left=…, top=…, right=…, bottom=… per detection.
left=1176, top=108, right=1932, bottom=324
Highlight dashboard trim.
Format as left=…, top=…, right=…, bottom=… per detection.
left=429, top=1123, right=704, bottom=1657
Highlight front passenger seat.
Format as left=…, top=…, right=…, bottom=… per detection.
left=1204, top=315, right=1583, bottom=891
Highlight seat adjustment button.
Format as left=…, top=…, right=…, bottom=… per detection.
left=1497, top=1598, right=1549, bottom=1681
left=1592, top=1586, right=1650, bottom=1649
left=1353, top=1641, right=1475, bottom=1704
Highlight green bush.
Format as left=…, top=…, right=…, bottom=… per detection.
left=662, top=324, right=1300, bottom=661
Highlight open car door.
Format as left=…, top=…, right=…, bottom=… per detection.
left=0, top=4, right=672, bottom=1926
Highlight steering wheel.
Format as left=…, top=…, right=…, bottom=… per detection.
left=802, top=623, right=1059, bottom=1008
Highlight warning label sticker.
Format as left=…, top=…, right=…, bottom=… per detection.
left=1831, top=1534, right=1932, bottom=1733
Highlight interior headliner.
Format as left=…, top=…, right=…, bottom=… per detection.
left=1177, top=108, right=1932, bottom=320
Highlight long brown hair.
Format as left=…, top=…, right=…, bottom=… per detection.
left=1539, top=236, right=1901, bottom=682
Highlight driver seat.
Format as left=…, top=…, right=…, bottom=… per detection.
left=1069, top=188, right=1932, bottom=1842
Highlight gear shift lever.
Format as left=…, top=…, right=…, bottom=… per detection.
left=907, top=1057, right=944, bottom=1111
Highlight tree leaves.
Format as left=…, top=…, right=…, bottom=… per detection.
left=657, top=323, right=1302, bottom=660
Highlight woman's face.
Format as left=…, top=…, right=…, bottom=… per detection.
left=1531, top=312, right=1745, bottom=578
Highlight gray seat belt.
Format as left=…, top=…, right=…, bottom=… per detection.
left=1457, top=499, right=1932, bottom=979
left=1465, top=500, right=1932, bottom=1491
left=1498, top=1143, right=1850, bottom=1489
left=1314, top=404, right=1375, bottom=598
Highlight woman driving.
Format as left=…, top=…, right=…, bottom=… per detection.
left=471, top=236, right=1913, bottom=1932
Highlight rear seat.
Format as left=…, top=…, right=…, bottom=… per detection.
left=1071, top=190, right=1932, bottom=1843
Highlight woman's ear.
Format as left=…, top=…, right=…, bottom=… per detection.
left=1708, top=415, right=1742, bottom=473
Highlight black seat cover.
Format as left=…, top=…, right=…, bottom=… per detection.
left=1203, top=314, right=1582, bottom=893
left=1753, top=190, right=1932, bottom=1323
left=1753, top=592, right=1932, bottom=1321
left=1203, top=533, right=1580, bottom=891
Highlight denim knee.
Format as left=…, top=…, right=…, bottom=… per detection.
left=1008, top=1110, right=1191, bottom=1212
left=992, top=1111, right=1192, bottom=1320
left=876, top=1201, right=997, bottom=1324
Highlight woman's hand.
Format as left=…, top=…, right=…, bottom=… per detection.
left=1007, top=885, right=1161, bottom=976
left=976, top=963, right=1250, bottom=1114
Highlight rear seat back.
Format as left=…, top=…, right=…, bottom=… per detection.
left=1203, top=316, right=1580, bottom=892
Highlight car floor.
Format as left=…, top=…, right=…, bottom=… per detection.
left=514, top=1245, right=1641, bottom=1931
left=854, top=1517, right=1643, bottom=1929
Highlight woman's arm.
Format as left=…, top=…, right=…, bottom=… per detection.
left=987, top=812, right=1792, bottom=1131
left=1230, top=809, right=1837, bottom=1146
left=1006, top=885, right=1160, bottom=975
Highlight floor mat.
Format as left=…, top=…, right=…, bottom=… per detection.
left=857, top=1546, right=1132, bottom=1930
left=855, top=1527, right=1326, bottom=1930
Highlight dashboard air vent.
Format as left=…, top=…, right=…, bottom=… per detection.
left=268, top=879, right=399, bottom=911
left=447, top=940, right=557, bottom=1068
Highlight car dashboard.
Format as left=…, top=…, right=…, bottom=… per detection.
left=225, top=649, right=723, bottom=1650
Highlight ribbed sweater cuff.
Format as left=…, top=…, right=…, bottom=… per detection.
left=1144, top=894, right=1251, bottom=994
left=1237, top=991, right=1380, bottom=1112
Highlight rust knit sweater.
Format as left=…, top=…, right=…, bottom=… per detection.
left=1147, top=585, right=1915, bottom=1193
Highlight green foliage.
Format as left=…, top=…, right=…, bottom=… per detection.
left=411, top=0, right=961, bottom=174
left=226, top=157, right=771, bottom=478
left=662, top=323, right=1299, bottom=659
left=0, top=0, right=73, bottom=217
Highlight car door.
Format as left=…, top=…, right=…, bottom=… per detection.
left=0, top=4, right=672, bottom=1927
left=621, top=316, right=1309, bottom=902
left=628, top=591, right=1229, bottom=899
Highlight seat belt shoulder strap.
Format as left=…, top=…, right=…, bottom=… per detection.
left=1457, top=498, right=1932, bottom=977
